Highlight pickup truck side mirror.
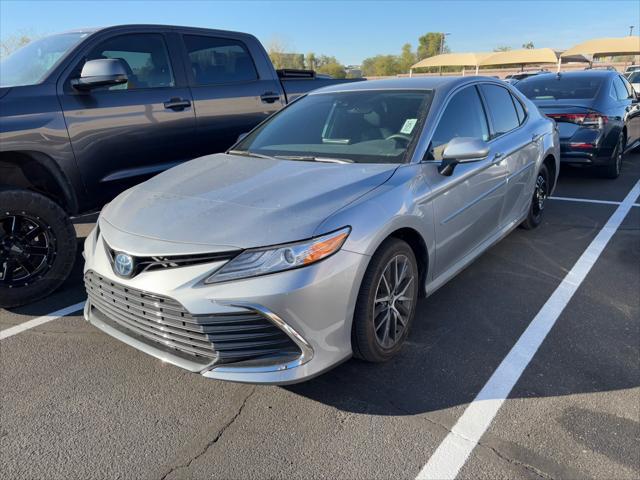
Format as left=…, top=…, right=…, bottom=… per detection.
left=71, top=59, right=128, bottom=91
left=438, top=137, right=490, bottom=176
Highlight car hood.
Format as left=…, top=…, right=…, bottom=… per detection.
left=102, top=153, right=397, bottom=251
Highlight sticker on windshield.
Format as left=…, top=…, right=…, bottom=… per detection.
left=400, top=118, right=417, bottom=134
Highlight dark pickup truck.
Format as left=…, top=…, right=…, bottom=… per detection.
left=0, top=24, right=363, bottom=307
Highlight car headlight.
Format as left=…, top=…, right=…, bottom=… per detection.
left=204, top=227, right=350, bottom=284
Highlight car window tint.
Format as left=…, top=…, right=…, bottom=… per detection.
left=430, top=86, right=489, bottom=160
left=184, top=35, right=257, bottom=85
left=613, top=76, right=630, bottom=100
left=86, top=34, right=174, bottom=90
left=480, top=84, right=520, bottom=136
left=517, top=75, right=604, bottom=100
left=512, top=95, right=526, bottom=124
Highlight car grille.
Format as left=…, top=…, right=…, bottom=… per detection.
left=103, top=240, right=240, bottom=277
left=84, top=271, right=300, bottom=365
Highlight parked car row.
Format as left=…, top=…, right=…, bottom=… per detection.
left=1, top=26, right=638, bottom=385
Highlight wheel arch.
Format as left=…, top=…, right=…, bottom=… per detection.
left=0, top=151, right=79, bottom=215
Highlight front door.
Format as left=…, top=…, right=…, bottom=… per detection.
left=59, top=32, right=196, bottom=207
left=422, top=85, right=507, bottom=278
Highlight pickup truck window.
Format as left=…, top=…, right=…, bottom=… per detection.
left=235, top=90, right=432, bottom=164
left=0, top=32, right=88, bottom=88
left=184, top=35, right=258, bottom=85
left=86, top=34, right=174, bottom=90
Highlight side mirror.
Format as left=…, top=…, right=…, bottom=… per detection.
left=71, top=59, right=128, bottom=91
left=438, top=137, right=490, bottom=176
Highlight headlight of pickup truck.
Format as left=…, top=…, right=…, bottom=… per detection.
left=204, top=227, right=350, bottom=284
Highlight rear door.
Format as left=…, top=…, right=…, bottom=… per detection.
left=179, top=33, right=285, bottom=158
left=424, top=85, right=508, bottom=278
left=479, top=83, right=539, bottom=226
left=616, top=75, right=640, bottom=147
left=58, top=30, right=196, bottom=206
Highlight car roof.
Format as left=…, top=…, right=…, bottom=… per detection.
left=309, top=76, right=501, bottom=95
left=60, top=24, right=255, bottom=38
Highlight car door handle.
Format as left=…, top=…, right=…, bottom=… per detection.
left=260, top=92, right=280, bottom=104
left=164, top=98, right=191, bottom=111
left=492, top=152, right=504, bottom=164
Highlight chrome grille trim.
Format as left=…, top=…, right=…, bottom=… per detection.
left=84, top=271, right=300, bottom=364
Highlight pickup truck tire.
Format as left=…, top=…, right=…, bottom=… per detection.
left=0, top=189, right=77, bottom=308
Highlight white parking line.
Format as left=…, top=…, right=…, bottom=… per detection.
left=0, top=301, right=86, bottom=340
left=416, top=179, right=640, bottom=480
left=550, top=196, right=640, bottom=207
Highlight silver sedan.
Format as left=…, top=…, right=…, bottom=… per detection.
left=83, top=77, right=559, bottom=384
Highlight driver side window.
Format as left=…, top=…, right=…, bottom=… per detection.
left=429, top=86, right=489, bottom=161
left=84, top=34, right=175, bottom=91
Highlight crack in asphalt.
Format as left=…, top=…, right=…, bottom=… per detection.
left=387, top=398, right=555, bottom=480
left=159, top=386, right=256, bottom=480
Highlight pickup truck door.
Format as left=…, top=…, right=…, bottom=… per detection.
left=178, top=32, right=285, bottom=158
left=423, top=85, right=508, bottom=279
left=58, top=31, right=196, bottom=207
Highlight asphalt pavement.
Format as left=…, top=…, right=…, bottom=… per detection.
left=1, top=154, right=639, bottom=480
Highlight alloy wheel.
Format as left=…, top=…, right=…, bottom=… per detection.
left=0, top=213, right=56, bottom=287
left=532, top=174, right=548, bottom=218
left=373, top=254, right=415, bottom=349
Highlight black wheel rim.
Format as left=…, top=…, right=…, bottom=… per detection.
left=373, top=254, right=415, bottom=349
left=532, top=174, right=547, bottom=219
left=615, top=135, right=624, bottom=174
left=0, top=213, right=56, bottom=287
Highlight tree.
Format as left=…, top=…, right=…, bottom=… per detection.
left=417, top=32, right=448, bottom=60
left=305, top=52, right=316, bottom=70
left=361, top=55, right=401, bottom=77
left=522, top=41, right=535, bottom=49
left=398, top=43, right=416, bottom=73
left=314, top=55, right=346, bottom=78
left=494, top=45, right=512, bottom=52
left=317, top=61, right=346, bottom=78
left=0, top=32, right=33, bottom=58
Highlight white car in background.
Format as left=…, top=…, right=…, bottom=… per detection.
left=627, top=71, right=640, bottom=95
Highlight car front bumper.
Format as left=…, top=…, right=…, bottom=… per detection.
left=82, top=223, right=369, bottom=384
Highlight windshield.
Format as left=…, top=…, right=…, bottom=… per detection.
left=233, top=90, right=433, bottom=164
left=516, top=75, right=604, bottom=100
left=628, top=72, right=640, bottom=83
left=0, top=32, right=88, bottom=87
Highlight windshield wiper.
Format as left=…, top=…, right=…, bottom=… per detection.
left=227, top=149, right=276, bottom=160
left=274, top=155, right=354, bottom=164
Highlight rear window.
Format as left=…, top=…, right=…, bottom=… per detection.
left=184, top=35, right=258, bottom=85
left=517, top=75, right=604, bottom=100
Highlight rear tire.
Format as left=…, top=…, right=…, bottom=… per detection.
left=599, top=131, right=625, bottom=179
left=352, top=238, right=419, bottom=362
left=0, top=189, right=77, bottom=308
left=521, top=163, right=549, bottom=230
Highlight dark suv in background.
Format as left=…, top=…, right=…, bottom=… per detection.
left=516, top=70, right=640, bottom=178
left=0, top=25, right=362, bottom=308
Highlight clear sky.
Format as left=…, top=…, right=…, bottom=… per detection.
left=1, top=0, right=637, bottom=65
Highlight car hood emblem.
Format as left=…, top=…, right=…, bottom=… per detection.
left=113, top=252, right=134, bottom=278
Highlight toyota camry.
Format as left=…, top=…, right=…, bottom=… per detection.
left=83, top=77, right=559, bottom=384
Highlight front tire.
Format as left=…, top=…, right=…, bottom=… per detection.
left=521, top=163, right=549, bottom=230
left=0, top=189, right=77, bottom=308
left=352, top=238, right=419, bottom=362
